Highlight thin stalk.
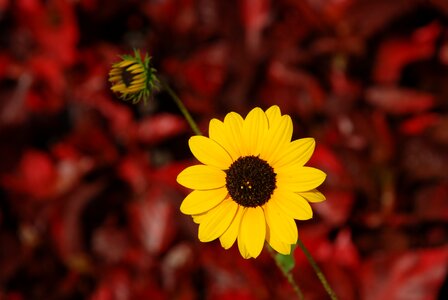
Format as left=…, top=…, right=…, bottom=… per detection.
left=296, top=238, right=338, bottom=300
left=267, top=246, right=304, bottom=300
left=161, top=80, right=202, bottom=136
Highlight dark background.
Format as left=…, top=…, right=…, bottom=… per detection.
left=0, top=0, right=447, bottom=299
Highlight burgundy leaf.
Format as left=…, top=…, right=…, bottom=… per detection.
left=366, top=87, right=435, bottom=115
left=373, top=22, right=441, bottom=84
left=127, top=187, right=176, bottom=255
left=360, top=247, right=448, bottom=300
left=137, top=113, right=187, bottom=145
left=399, top=113, right=440, bottom=135
left=315, top=190, right=354, bottom=226
left=240, top=0, right=270, bottom=49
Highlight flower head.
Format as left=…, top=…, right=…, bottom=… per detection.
left=109, top=50, right=160, bottom=104
left=177, top=106, right=326, bottom=259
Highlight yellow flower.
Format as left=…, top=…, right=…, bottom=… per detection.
left=177, top=106, right=327, bottom=259
left=109, top=50, right=159, bottom=104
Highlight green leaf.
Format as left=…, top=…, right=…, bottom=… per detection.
left=275, top=245, right=296, bottom=273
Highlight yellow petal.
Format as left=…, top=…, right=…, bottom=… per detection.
left=131, top=77, right=146, bottom=85
left=224, top=111, right=244, bottom=127
left=277, top=166, right=326, bottom=192
left=209, top=119, right=239, bottom=161
left=108, top=76, right=122, bottom=82
left=237, top=230, right=250, bottom=259
left=219, top=206, right=245, bottom=249
left=133, top=73, right=146, bottom=80
left=131, top=68, right=145, bottom=75
left=111, top=84, right=126, bottom=91
left=265, top=105, right=282, bottom=127
left=180, top=187, right=228, bottom=215
left=263, top=201, right=297, bottom=244
left=116, top=60, right=134, bottom=68
left=189, top=136, right=233, bottom=170
left=299, top=189, right=326, bottom=203
left=260, top=115, right=293, bottom=162
left=109, top=68, right=121, bottom=76
left=239, top=207, right=266, bottom=258
left=272, top=188, right=313, bottom=220
left=223, top=112, right=245, bottom=158
left=266, top=223, right=292, bottom=255
left=127, top=63, right=143, bottom=72
left=242, top=107, right=268, bottom=156
left=238, top=207, right=266, bottom=258
left=177, top=165, right=226, bottom=190
left=198, top=198, right=238, bottom=242
left=126, top=85, right=145, bottom=92
left=192, top=213, right=206, bottom=224
left=271, top=138, right=316, bottom=169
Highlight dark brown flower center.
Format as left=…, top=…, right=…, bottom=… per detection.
left=121, top=66, right=135, bottom=87
left=225, top=155, right=276, bottom=207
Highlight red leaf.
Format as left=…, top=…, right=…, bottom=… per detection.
left=360, top=247, right=448, bottom=300
left=292, top=226, right=360, bottom=300
left=17, top=0, right=79, bottom=66
left=161, top=243, right=195, bottom=292
left=117, top=156, right=150, bottom=193
left=414, top=183, right=448, bottom=221
left=93, top=98, right=136, bottom=143
left=200, top=244, right=270, bottom=300
left=137, top=113, right=187, bottom=145
left=373, top=22, right=441, bottom=84
left=308, top=144, right=350, bottom=188
left=92, top=225, right=129, bottom=264
left=333, top=229, right=361, bottom=269
left=50, top=182, right=105, bottom=265
left=240, top=0, right=270, bottom=49
left=20, top=150, right=56, bottom=191
left=183, top=44, right=228, bottom=97
left=440, top=38, right=448, bottom=65
left=128, top=187, right=176, bottom=254
left=366, top=87, right=435, bottom=115
left=27, top=56, right=66, bottom=112
left=315, top=190, right=354, bottom=226
left=401, top=138, right=448, bottom=180
left=329, top=67, right=361, bottom=99
left=427, top=117, right=448, bottom=146
left=164, top=44, right=228, bottom=97
left=143, top=0, right=195, bottom=34
left=0, top=0, right=9, bottom=11
left=240, top=0, right=270, bottom=31
left=1, top=150, right=57, bottom=199
left=399, top=113, right=440, bottom=135
left=151, top=161, right=193, bottom=191
left=261, top=62, right=326, bottom=117
left=5, top=292, right=24, bottom=300
left=89, top=268, right=131, bottom=300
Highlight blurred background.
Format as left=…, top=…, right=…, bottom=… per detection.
left=0, top=0, right=448, bottom=299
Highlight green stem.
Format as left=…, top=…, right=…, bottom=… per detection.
left=296, top=238, right=338, bottom=300
left=161, top=80, right=202, bottom=136
left=267, top=246, right=304, bottom=300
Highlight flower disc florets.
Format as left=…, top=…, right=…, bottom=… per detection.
left=226, top=156, right=276, bottom=207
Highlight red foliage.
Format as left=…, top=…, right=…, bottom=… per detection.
left=373, top=21, right=441, bottom=84
left=0, top=0, right=447, bottom=299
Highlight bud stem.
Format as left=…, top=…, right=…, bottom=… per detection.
left=161, top=80, right=202, bottom=136
left=296, top=238, right=338, bottom=300
left=266, top=246, right=304, bottom=300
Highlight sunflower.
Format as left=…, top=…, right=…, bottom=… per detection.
left=177, top=106, right=326, bottom=259
left=109, top=50, right=159, bottom=104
